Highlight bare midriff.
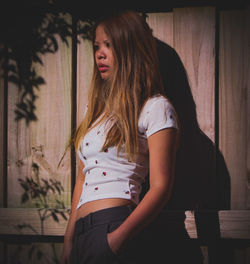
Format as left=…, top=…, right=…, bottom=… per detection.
left=76, top=198, right=136, bottom=221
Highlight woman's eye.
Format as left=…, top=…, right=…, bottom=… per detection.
left=94, top=45, right=99, bottom=51
left=106, top=42, right=110, bottom=48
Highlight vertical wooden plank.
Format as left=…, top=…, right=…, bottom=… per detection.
left=173, top=7, right=216, bottom=142
left=0, top=52, right=5, bottom=208
left=219, top=6, right=250, bottom=264
left=219, top=9, right=249, bottom=209
left=246, top=5, right=250, bottom=212
left=146, top=12, right=174, bottom=47
left=7, top=15, right=72, bottom=209
left=7, top=63, right=32, bottom=207
left=200, top=246, right=209, bottom=264
left=7, top=13, right=72, bottom=264
left=0, top=49, right=6, bottom=264
left=31, top=34, right=72, bottom=207
left=173, top=9, right=215, bottom=264
left=76, top=28, right=93, bottom=128
left=76, top=21, right=94, bottom=172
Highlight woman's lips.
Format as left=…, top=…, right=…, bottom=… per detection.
left=99, top=67, right=108, bottom=72
left=98, top=64, right=108, bottom=72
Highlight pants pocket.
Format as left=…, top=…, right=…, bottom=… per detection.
left=77, top=224, right=116, bottom=264
left=104, top=220, right=124, bottom=257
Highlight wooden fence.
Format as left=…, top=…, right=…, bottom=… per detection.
left=0, top=5, right=249, bottom=264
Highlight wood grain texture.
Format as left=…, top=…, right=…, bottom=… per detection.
left=146, top=12, right=174, bottom=47
left=219, top=210, right=250, bottom=239
left=246, top=5, right=250, bottom=212
left=7, top=243, right=62, bottom=264
left=7, top=33, right=72, bottom=208
left=7, top=63, right=32, bottom=208
left=31, top=33, right=72, bottom=208
left=76, top=25, right=94, bottom=173
left=0, top=208, right=250, bottom=239
left=0, top=59, right=4, bottom=207
left=0, top=208, right=68, bottom=236
left=0, top=59, right=5, bottom=263
left=76, top=34, right=93, bottom=128
left=219, top=10, right=249, bottom=209
left=185, top=211, right=198, bottom=238
left=173, top=7, right=216, bottom=142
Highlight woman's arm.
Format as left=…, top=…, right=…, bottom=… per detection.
left=107, top=128, right=178, bottom=253
left=60, top=160, right=85, bottom=264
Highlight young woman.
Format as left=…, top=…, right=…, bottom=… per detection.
left=61, top=10, right=180, bottom=264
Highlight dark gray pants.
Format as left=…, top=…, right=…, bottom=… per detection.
left=70, top=205, right=139, bottom=264
left=70, top=205, right=203, bottom=264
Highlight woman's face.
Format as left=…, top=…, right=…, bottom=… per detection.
left=94, top=25, right=114, bottom=80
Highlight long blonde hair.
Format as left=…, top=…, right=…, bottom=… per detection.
left=74, top=10, right=164, bottom=161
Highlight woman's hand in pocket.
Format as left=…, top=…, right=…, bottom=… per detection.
left=107, top=229, right=125, bottom=255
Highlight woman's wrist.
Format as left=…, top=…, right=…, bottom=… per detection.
left=107, top=228, right=128, bottom=254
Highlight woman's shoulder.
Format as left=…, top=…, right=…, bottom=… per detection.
left=138, top=94, right=179, bottom=137
left=139, top=93, right=177, bottom=123
left=142, top=94, right=174, bottom=112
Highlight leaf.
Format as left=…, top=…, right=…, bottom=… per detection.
left=20, top=182, right=28, bottom=191
left=46, top=185, right=54, bottom=194
left=41, top=178, right=49, bottom=185
left=51, top=36, right=59, bottom=51
left=21, top=192, right=29, bottom=203
left=35, top=76, right=45, bottom=85
left=32, top=54, right=43, bottom=65
left=32, top=162, right=39, bottom=170
left=51, top=211, right=59, bottom=222
left=8, top=74, right=20, bottom=84
left=54, top=184, right=61, bottom=195
left=60, top=212, right=68, bottom=220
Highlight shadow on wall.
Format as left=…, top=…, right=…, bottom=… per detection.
left=155, top=38, right=231, bottom=211
left=139, top=39, right=231, bottom=264
left=0, top=1, right=93, bottom=125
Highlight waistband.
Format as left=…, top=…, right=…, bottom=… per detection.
left=75, top=205, right=135, bottom=234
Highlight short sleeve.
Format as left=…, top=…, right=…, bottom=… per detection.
left=78, top=149, right=85, bottom=163
left=140, top=96, right=178, bottom=138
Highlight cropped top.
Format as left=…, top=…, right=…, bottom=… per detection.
left=76, top=95, right=178, bottom=209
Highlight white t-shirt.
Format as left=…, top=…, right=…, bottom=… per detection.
left=76, top=95, right=178, bottom=209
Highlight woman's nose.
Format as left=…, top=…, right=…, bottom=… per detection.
left=96, top=49, right=106, bottom=59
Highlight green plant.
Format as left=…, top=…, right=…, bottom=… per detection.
left=18, top=162, right=69, bottom=234
left=16, top=162, right=69, bottom=263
